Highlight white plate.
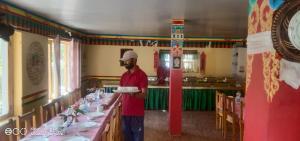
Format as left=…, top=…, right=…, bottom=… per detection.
left=20, top=136, right=49, bottom=141
left=63, top=136, right=90, bottom=141
left=113, top=89, right=140, bottom=93
left=86, top=112, right=105, bottom=119
left=45, top=120, right=64, bottom=129
left=77, top=121, right=99, bottom=131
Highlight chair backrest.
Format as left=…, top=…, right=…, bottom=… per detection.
left=52, top=95, right=68, bottom=114
left=17, top=109, right=36, bottom=140
left=240, top=100, right=245, bottom=121
left=102, top=123, right=110, bottom=141
left=69, top=88, right=82, bottom=104
left=224, top=96, right=235, bottom=116
left=216, top=91, right=224, bottom=111
left=106, top=109, right=117, bottom=141
left=40, top=101, right=56, bottom=124
left=0, top=119, right=17, bottom=141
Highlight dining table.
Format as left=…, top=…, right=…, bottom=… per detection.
left=20, top=93, right=121, bottom=141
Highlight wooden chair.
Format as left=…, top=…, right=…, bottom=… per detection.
left=216, top=91, right=225, bottom=130
left=40, top=101, right=56, bottom=124
left=107, top=109, right=117, bottom=141
left=239, top=101, right=245, bottom=141
left=115, top=102, right=122, bottom=141
left=17, top=109, right=36, bottom=140
left=52, top=95, right=68, bottom=114
left=223, top=96, right=237, bottom=141
left=69, top=89, right=82, bottom=104
left=0, top=119, right=16, bottom=141
left=101, top=123, right=110, bottom=141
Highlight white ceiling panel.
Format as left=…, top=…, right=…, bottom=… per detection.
left=3, top=0, right=248, bottom=38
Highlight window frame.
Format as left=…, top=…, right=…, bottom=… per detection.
left=159, top=49, right=199, bottom=73
left=0, top=38, right=13, bottom=121
left=48, top=38, right=72, bottom=101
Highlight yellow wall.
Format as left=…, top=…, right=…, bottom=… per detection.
left=12, top=31, right=22, bottom=116
left=12, top=31, right=48, bottom=119
left=83, top=45, right=237, bottom=77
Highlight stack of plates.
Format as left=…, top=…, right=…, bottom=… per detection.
left=113, top=86, right=140, bottom=93
left=86, top=112, right=105, bottom=119
left=76, top=121, right=99, bottom=131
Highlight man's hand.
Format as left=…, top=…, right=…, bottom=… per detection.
left=132, top=88, right=147, bottom=99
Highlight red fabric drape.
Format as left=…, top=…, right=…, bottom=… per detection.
left=154, top=50, right=159, bottom=69
left=200, top=52, right=206, bottom=74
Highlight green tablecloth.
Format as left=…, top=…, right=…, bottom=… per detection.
left=104, top=87, right=238, bottom=111
left=145, top=88, right=169, bottom=110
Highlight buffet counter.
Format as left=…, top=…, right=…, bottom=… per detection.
left=103, top=84, right=244, bottom=111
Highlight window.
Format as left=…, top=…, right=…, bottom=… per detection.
left=60, top=41, right=71, bottom=95
left=49, top=38, right=73, bottom=100
left=159, top=50, right=199, bottom=73
left=0, top=38, right=9, bottom=117
left=182, top=50, right=199, bottom=73
left=159, top=50, right=170, bottom=68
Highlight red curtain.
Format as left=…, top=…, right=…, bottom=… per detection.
left=154, top=50, right=159, bottom=69
left=200, top=52, right=206, bottom=74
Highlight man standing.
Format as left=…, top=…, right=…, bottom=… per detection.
left=119, top=50, right=148, bottom=141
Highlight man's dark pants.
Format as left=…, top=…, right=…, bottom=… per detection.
left=122, top=116, right=144, bottom=141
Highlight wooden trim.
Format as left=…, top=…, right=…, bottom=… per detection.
left=86, top=35, right=245, bottom=42
left=22, top=95, right=47, bottom=106
left=22, top=89, right=48, bottom=100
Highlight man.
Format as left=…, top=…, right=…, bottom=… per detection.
left=119, top=50, right=148, bottom=141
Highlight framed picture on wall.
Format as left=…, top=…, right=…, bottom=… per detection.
left=120, top=48, right=133, bottom=66
left=173, top=56, right=181, bottom=69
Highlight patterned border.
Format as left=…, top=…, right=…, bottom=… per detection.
left=262, top=51, right=280, bottom=102
left=246, top=55, right=254, bottom=92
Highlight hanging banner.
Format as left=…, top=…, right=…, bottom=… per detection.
left=154, top=50, right=159, bottom=69
left=200, top=52, right=206, bottom=75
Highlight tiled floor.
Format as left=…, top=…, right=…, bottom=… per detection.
left=144, top=111, right=236, bottom=141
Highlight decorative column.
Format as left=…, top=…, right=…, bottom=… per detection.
left=245, top=0, right=300, bottom=141
left=168, top=19, right=184, bottom=136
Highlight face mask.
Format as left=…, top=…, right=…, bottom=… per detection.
left=125, top=63, right=134, bottom=70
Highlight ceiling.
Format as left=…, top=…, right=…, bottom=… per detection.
left=3, top=0, right=248, bottom=38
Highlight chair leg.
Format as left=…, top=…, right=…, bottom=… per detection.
left=240, top=123, right=244, bottom=141
left=216, top=115, right=218, bottom=129
left=220, top=117, right=223, bottom=129
left=232, top=121, right=236, bottom=141
left=223, top=120, right=227, bottom=138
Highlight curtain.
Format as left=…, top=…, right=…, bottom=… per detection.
left=200, top=52, right=206, bottom=75
left=50, top=35, right=61, bottom=99
left=68, top=39, right=81, bottom=91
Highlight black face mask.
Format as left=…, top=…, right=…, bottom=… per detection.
left=125, top=63, right=134, bottom=70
